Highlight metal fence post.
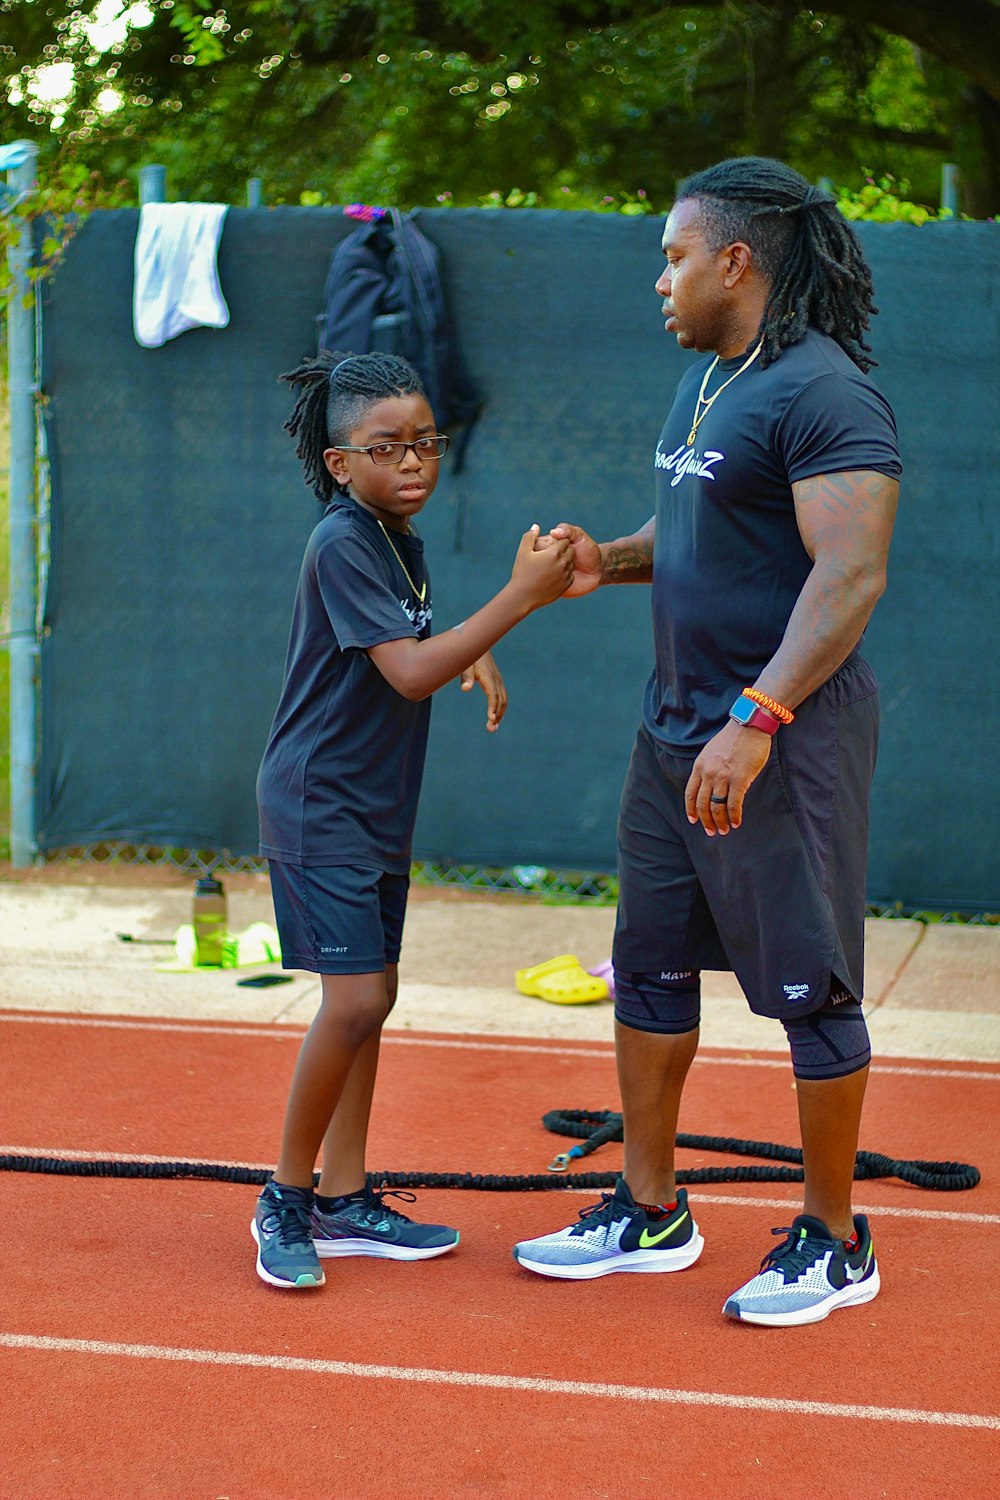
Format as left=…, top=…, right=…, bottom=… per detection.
left=3, top=138, right=40, bottom=865
left=139, top=164, right=167, bottom=205
left=941, top=164, right=959, bottom=217
left=246, top=178, right=263, bottom=208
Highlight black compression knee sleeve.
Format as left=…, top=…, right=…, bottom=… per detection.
left=782, top=986, right=871, bottom=1080
left=614, top=969, right=701, bottom=1035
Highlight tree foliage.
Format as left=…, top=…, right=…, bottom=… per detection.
left=1, top=1, right=997, bottom=214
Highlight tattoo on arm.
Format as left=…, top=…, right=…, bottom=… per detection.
left=603, top=518, right=656, bottom=584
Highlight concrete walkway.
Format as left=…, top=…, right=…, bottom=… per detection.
left=2, top=870, right=998, bottom=1060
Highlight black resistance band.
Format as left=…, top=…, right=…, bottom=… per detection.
left=0, top=1110, right=979, bottom=1192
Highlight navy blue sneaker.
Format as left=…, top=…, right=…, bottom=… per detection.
left=723, top=1213, right=879, bottom=1326
left=311, top=1183, right=459, bottom=1261
left=513, top=1178, right=703, bottom=1280
left=250, top=1180, right=325, bottom=1289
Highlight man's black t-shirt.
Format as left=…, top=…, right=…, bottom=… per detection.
left=642, top=328, right=902, bottom=752
left=257, top=498, right=432, bottom=871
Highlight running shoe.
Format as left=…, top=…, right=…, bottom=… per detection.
left=310, top=1183, right=460, bottom=1261
left=512, top=1178, right=703, bottom=1280
left=723, top=1213, right=879, bottom=1326
left=250, top=1179, right=325, bottom=1289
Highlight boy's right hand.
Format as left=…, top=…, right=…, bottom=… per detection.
left=510, top=525, right=575, bottom=608
left=537, top=523, right=604, bottom=597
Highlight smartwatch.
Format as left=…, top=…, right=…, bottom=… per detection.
left=729, top=693, right=781, bottom=735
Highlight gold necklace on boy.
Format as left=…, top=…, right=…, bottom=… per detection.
left=377, top=517, right=427, bottom=605
left=686, top=339, right=764, bottom=446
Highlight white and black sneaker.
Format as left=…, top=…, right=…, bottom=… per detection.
left=513, top=1177, right=703, bottom=1280
left=723, top=1213, right=879, bottom=1326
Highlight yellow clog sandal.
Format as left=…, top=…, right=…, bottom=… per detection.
left=514, top=953, right=610, bottom=1005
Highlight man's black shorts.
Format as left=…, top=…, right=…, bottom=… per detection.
left=613, top=655, right=879, bottom=1021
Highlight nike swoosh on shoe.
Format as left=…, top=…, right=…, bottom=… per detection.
left=638, top=1211, right=689, bottom=1248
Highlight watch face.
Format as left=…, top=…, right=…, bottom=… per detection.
left=730, top=696, right=755, bottom=724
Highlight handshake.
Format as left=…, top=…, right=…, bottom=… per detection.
left=508, top=521, right=604, bottom=608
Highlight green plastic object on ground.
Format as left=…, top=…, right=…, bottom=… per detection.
left=155, top=921, right=282, bottom=973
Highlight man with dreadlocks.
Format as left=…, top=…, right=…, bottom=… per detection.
left=513, top=157, right=901, bottom=1326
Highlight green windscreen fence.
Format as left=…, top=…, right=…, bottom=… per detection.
left=37, top=208, right=1000, bottom=910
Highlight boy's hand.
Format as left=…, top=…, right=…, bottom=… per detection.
left=510, top=525, right=575, bottom=608
left=535, top=523, right=603, bottom=597
left=460, top=652, right=508, bottom=732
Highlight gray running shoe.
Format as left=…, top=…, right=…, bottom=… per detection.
left=251, top=1179, right=325, bottom=1289
left=311, top=1183, right=459, bottom=1260
left=512, top=1178, right=703, bottom=1280
left=723, top=1213, right=879, bottom=1326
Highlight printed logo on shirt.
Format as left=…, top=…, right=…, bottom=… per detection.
left=782, top=982, right=810, bottom=1001
left=655, top=443, right=725, bottom=488
left=400, top=598, right=432, bottom=634
left=319, top=945, right=349, bottom=955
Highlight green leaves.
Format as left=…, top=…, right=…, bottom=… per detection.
left=0, top=153, right=130, bottom=319
left=836, top=175, right=954, bottom=224
left=1, top=1, right=996, bottom=214
left=169, top=2, right=228, bottom=66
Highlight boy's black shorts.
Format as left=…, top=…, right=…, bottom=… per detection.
left=268, top=861, right=409, bottom=974
left=613, top=655, right=879, bottom=1022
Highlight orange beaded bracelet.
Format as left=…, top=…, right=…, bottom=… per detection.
left=742, top=687, right=795, bottom=725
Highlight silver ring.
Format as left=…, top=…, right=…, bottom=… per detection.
left=709, top=795, right=728, bottom=805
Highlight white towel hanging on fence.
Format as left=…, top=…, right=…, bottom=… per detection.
left=133, top=203, right=230, bottom=348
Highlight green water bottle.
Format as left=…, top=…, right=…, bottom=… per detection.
left=193, top=875, right=227, bottom=967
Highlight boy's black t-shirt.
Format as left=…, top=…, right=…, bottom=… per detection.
left=257, top=498, right=432, bottom=871
left=642, top=328, right=902, bottom=753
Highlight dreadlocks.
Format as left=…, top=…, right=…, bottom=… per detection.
left=677, top=157, right=878, bottom=371
left=280, top=349, right=428, bottom=502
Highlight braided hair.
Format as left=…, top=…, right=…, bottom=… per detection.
left=677, top=157, right=878, bottom=371
left=280, top=349, right=428, bottom=502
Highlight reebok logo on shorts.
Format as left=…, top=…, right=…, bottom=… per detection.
left=783, top=983, right=810, bottom=1001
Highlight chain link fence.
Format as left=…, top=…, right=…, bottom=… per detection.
left=38, top=843, right=999, bottom=921
left=42, top=843, right=265, bottom=877
left=40, top=843, right=620, bottom=902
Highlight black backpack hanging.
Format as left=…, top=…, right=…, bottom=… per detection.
left=317, top=208, right=481, bottom=469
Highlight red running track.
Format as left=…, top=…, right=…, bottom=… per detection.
left=0, top=1010, right=997, bottom=1499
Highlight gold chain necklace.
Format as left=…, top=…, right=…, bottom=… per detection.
left=686, top=340, right=763, bottom=446
left=377, top=518, right=427, bottom=605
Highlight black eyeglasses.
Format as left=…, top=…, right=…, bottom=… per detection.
left=333, top=436, right=450, bottom=465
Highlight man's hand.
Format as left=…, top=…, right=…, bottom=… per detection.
left=535, top=523, right=604, bottom=597
left=460, top=651, right=507, bottom=732
left=508, top=525, right=575, bottom=608
left=685, top=721, right=772, bottom=835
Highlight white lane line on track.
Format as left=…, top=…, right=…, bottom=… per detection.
left=1, top=1013, right=998, bottom=1079
left=387, top=1039, right=1000, bottom=1082
left=0, top=1013, right=311, bottom=1042
left=1, top=1331, right=997, bottom=1430
left=0, top=1146, right=274, bottom=1170
left=563, top=1190, right=1000, bottom=1225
